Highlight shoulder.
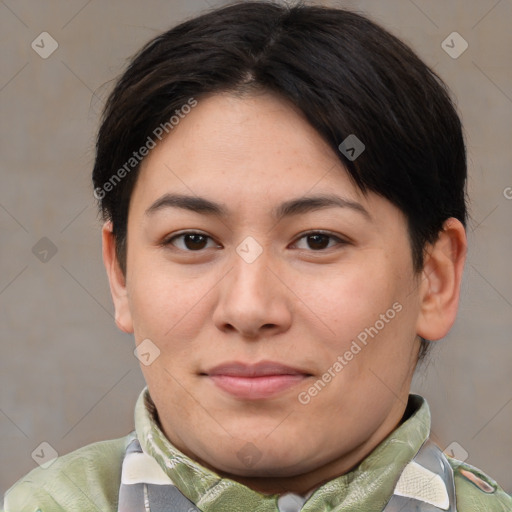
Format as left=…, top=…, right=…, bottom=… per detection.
left=3, top=433, right=134, bottom=512
left=448, top=456, right=512, bottom=511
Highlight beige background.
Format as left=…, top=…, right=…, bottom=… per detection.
left=1, top=0, right=511, bottom=496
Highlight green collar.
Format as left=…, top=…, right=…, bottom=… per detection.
left=134, top=389, right=430, bottom=512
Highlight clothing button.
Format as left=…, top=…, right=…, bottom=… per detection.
left=277, top=493, right=307, bottom=512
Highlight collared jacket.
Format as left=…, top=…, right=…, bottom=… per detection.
left=4, top=390, right=511, bottom=511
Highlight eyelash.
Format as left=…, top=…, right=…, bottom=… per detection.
left=161, top=230, right=348, bottom=252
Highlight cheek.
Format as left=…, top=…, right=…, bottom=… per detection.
left=293, top=257, right=418, bottom=399
left=127, top=260, right=217, bottom=346
left=296, top=262, right=399, bottom=344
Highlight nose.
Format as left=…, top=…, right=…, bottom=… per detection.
left=212, top=243, right=293, bottom=339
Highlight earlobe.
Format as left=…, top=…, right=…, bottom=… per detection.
left=416, top=218, right=467, bottom=341
left=102, top=221, right=134, bottom=334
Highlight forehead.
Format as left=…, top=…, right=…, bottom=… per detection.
left=132, top=92, right=366, bottom=208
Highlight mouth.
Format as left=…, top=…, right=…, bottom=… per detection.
left=201, top=361, right=313, bottom=400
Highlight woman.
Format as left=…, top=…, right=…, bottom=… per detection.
left=5, top=1, right=511, bottom=510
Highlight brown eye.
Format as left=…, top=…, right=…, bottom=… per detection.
left=306, top=234, right=331, bottom=250
left=293, top=231, right=347, bottom=251
left=182, top=234, right=208, bottom=250
left=164, top=232, right=217, bottom=251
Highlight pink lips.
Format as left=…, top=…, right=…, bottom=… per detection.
left=204, top=361, right=311, bottom=400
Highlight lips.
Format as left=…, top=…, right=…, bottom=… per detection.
left=203, top=361, right=311, bottom=400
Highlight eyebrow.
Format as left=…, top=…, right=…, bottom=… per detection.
left=144, top=193, right=371, bottom=221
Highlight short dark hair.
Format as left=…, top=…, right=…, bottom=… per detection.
left=92, top=1, right=467, bottom=363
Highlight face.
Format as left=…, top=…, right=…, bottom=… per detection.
left=108, top=91, right=429, bottom=489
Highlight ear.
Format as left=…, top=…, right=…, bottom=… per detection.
left=102, top=221, right=134, bottom=334
left=416, top=218, right=467, bottom=341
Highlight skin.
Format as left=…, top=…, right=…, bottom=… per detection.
left=102, top=91, right=467, bottom=495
